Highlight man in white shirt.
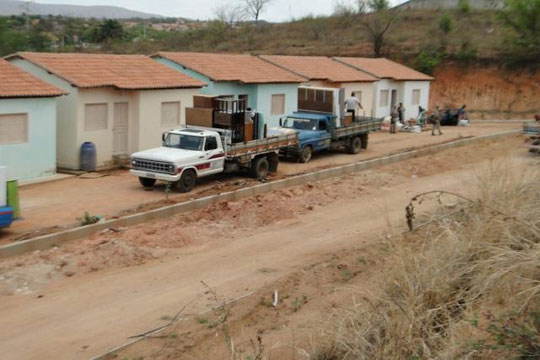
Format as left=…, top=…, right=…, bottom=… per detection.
left=344, top=92, right=363, bottom=121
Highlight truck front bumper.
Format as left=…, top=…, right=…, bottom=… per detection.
left=130, top=169, right=181, bottom=182
left=279, top=145, right=301, bottom=157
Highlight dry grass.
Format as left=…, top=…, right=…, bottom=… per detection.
left=313, top=162, right=540, bottom=360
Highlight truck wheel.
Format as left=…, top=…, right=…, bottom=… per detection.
left=250, top=157, right=269, bottom=179
left=176, top=169, right=197, bottom=193
left=298, top=146, right=313, bottom=163
left=347, top=136, right=362, bottom=154
left=139, top=177, right=156, bottom=188
left=360, top=133, right=369, bottom=149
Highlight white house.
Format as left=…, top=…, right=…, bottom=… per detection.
left=153, top=52, right=305, bottom=128
left=0, top=59, right=66, bottom=181
left=7, top=52, right=204, bottom=170
left=334, top=57, right=434, bottom=120
left=259, top=55, right=379, bottom=117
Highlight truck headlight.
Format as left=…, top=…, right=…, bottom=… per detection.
left=132, top=159, right=137, bottom=166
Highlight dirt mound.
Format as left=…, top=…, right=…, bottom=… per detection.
left=430, top=64, right=540, bottom=119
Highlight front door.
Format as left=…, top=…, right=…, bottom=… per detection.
left=391, top=90, right=397, bottom=108
left=113, top=102, right=129, bottom=155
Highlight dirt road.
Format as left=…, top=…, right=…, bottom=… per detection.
left=2, top=122, right=519, bottom=243
left=0, top=135, right=528, bottom=360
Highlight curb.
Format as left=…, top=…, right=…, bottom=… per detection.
left=0, top=130, right=520, bottom=259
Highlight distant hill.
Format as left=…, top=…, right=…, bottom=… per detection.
left=0, top=0, right=163, bottom=19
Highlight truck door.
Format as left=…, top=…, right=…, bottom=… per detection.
left=314, top=120, right=332, bottom=151
left=201, top=136, right=225, bottom=174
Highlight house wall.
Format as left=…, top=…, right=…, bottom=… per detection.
left=156, top=57, right=299, bottom=128
left=402, top=81, right=431, bottom=120
left=76, top=88, right=138, bottom=169
left=0, top=97, right=57, bottom=181
left=256, top=83, right=299, bottom=128
left=9, top=58, right=79, bottom=169
left=373, top=79, right=401, bottom=118
left=303, top=80, right=376, bottom=117
left=137, top=87, right=200, bottom=151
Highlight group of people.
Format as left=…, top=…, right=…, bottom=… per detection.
left=344, top=92, right=471, bottom=137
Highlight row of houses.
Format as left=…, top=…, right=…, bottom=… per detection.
left=0, top=52, right=433, bottom=181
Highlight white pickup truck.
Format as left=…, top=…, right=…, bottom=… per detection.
left=130, top=127, right=298, bottom=192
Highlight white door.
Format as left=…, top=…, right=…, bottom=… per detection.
left=200, top=135, right=224, bottom=175
left=113, top=102, right=129, bottom=155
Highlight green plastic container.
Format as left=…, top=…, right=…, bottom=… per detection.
left=6, top=180, right=20, bottom=219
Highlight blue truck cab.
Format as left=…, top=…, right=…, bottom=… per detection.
left=279, top=111, right=382, bottom=163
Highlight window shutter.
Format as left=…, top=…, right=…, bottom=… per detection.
left=380, top=90, right=389, bottom=107
left=0, top=113, right=28, bottom=145
left=271, top=94, right=286, bottom=115
left=412, top=89, right=421, bottom=105
left=161, top=101, right=181, bottom=127
left=85, top=103, right=108, bottom=131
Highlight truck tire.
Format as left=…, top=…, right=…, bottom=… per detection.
left=360, top=133, right=369, bottom=149
left=176, top=169, right=197, bottom=193
left=298, top=145, right=313, bottom=163
left=250, top=157, right=269, bottom=179
left=347, top=136, right=362, bottom=154
left=139, top=177, right=156, bottom=188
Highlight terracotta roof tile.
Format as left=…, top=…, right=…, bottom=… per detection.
left=260, top=55, right=378, bottom=83
left=0, top=58, right=67, bottom=98
left=334, top=57, right=434, bottom=81
left=7, top=52, right=205, bottom=90
left=156, top=52, right=305, bottom=84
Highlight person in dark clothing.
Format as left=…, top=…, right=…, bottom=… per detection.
left=397, top=103, right=405, bottom=124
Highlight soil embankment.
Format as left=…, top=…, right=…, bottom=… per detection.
left=430, top=64, right=540, bottom=119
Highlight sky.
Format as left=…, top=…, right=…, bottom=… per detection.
left=35, top=0, right=408, bottom=22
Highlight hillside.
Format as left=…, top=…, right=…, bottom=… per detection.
left=0, top=0, right=162, bottom=19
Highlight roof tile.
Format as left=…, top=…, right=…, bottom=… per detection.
left=0, top=58, right=67, bottom=98
left=334, top=57, right=434, bottom=81
left=156, top=52, right=305, bottom=84
left=7, top=52, right=205, bottom=90
left=260, top=55, right=378, bottom=83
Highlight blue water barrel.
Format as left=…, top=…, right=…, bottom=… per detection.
left=80, top=142, right=97, bottom=171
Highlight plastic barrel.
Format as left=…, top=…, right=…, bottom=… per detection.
left=6, top=180, right=20, bottom=219
left=80, top=142, right=97, bottom=171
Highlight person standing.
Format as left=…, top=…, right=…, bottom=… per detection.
left=417, top=106, right=427, bottom=128
left=397, top=102, right=405, bottom=124
left=344, top=92, right=362, bottom=121
left=390, top=105, right=398, bottom=134
left=432, top=105, right=443, bottom=136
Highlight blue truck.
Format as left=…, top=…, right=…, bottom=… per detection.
left=279, top=111, right=383, bottom=163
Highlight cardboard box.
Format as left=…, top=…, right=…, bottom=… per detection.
left=193, top=95, right=218, bottom=109
left=186, top=107, right=214, bottom=127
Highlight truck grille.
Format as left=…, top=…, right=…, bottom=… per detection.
left=132, top=159, right=175, bottom=174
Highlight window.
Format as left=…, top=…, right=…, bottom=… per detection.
left=0, top=113, right=28, bottom=144
left=85, top=103, right=108, bottom=131
left=161, top=101, right=181, bottom=127
left=412, top=89, right=421, bottom=105
left=271, top=94, right=286, bottom=115
left=205, top=136, right=218, bottom=151
left=379, top=90, right=389, bottom=107
left=238, top=94, right=249, bottom=109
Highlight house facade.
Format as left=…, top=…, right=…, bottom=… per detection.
left=7, top=53, right=204, bottom=170
left=0, top=59, right=66, bottom=181
left=259, top=55, right=378, bottom=117
left=334, top=57, right=433, bottom=120
left=153, top=52, right=305, bottom=128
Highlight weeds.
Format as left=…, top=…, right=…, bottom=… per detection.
left=78, top=211, right=100, bottom=226
left=292, top=294, right=308, bottom=312
left=313, top=163, right=540, bottom=359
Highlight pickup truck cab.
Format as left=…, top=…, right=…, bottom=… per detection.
left=279, top=111, right=382, bottom=163
left=131, top=127, right=298, bottom=193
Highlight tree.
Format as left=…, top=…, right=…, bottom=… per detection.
left=214, top=3, right=246, bottom=28
left=459, top=0, right=471, bottom=13
left=438, top=12, right=454, bottom=34
left=94, top=19, right=125, bottom=43
left=498, top=0, right=540, bottom=63
left=243, top=0, right=273, bottom=22
left=361, top=0, right=399, bottom=57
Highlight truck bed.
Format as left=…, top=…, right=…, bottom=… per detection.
left=331, top=117, right=382, bottom=140
left=226, top=132, right=299, bottom=159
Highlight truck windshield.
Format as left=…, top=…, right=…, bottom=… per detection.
left=283, top=118, right=318, bottom=131
left=164, top=133, right=204, bottom=151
